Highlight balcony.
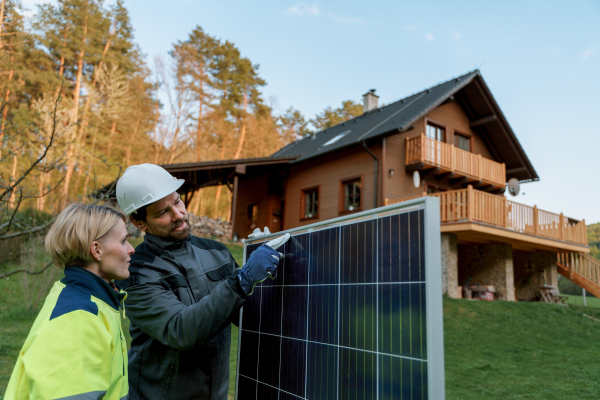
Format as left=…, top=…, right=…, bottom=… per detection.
left=386, top=186, right=588, bottom=252
left=405, top=133, right=506, bottom=190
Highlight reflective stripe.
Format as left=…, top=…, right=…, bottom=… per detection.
left=56, top=390, right=107, bottom=400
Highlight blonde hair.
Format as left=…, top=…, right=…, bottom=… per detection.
left=45, top=203, right=126, bottom=268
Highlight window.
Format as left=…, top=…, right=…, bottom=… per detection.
left=322, top=130, right=351, bottom=147
left=302, top=187, right=319, bottom=219
left=426, top=123, right=445, bottom=142
left=454, top=133, right=471, bottom=151
left=247, top=203, right=258, bottom=229
left=342, top=178, right=361, bottom=212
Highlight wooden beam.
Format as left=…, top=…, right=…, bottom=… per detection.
left=420, top=167, right=438, bottom=177
left=435, top=172, right=454, bottom=181
left=470, top=114, right=497, bottom=128
left=449, top=176, right=468, bottom=185
left=405, top=162, right=425, bottom=172
left=235, top=164, right=247, bottom=174
left=506, top=166, right=527, bottom=174
left=441, top=222, right=590, bottom=253
left=230, top=175, right=239, bottom=240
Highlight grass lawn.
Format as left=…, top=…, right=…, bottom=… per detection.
left=3, top=239, right=600, bottom=399
left=564, top=294, right=600, bottom=308
left=443, top=298, right=600, bottom=399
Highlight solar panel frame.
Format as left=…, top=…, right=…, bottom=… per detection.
left=236, top=196, right=445, bottom=400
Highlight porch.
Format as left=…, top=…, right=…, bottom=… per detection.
left=386, top=186, right=590, bottom=301
left=386, top=185, right=588, bottom=251
left=405, top=133, right=506, bottom=192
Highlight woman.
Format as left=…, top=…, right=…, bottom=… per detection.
left=5, top=203, right=134, bottom=400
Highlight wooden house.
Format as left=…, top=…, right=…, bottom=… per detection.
left=164, top=70, right=596, bottom=301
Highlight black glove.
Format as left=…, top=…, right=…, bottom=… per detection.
left=238, top=244, right=281, bottom=296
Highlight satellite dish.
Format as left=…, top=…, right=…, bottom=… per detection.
left=507, top=178, right=520, bottom=196
left=413, top=170, right=421, bottom=188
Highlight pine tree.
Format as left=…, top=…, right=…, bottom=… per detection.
left=310, top=99, right=362, bottom=131
left=278, top=106, right=311, bottom=143
left=171, top=26, right=218, bottom=162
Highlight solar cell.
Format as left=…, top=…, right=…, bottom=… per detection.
left=237, top=197, right=444, bottom=399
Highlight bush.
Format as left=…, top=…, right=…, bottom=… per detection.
left=558, top=275, right=597, bottom=298
left=0, top=208, right=55, bottom=264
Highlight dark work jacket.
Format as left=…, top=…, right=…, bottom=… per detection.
left=117, top=233, right=246, bottom=400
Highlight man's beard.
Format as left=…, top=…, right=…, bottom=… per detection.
left=166, top=216, right=191, bottom=242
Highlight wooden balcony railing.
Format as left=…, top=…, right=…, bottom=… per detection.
left=406, top=133, right=506, bottom=188
left=386, top=186, right=588, bottom=246
left=558, top=252, right=600, bottom=286
left=557, top=252, right=600, bottom=297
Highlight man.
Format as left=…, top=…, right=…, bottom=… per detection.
left=116, top=163, right=284, bottom=399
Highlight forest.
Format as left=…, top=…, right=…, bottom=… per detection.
left=0, top=0, right=363, bottom=231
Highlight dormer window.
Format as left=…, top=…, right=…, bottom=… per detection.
left=322, top=130, right=351, bottom=147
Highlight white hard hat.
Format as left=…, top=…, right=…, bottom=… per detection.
left=116, top=164, right=185, bottom=216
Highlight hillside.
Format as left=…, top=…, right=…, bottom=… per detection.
left=443, top=298, right=600, bottom=399
left=587, top=222, right=600, bottom=259
left=2, top=242, right=600, bottom=399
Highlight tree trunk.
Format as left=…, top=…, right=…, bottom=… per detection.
left=53, top=27, right=69, bottom=99
left=153, top=130, right=160, bottom=164
left=105, top=119, right=117, bottom=157
left=61, top=13, right=88, bottom=208
left=8, top=136, right=19, bottom=206
left=0, top=0, right=6, bottom=50
left=232, top=91, right=248, bottom=160
left=0, top=63, right=13, bottom=158
left=75, top=26, right=113, bottom=166
left=213, top=144, right=226, bottom=217
left=125, top=117, right=141, bottom=167
left=192, top=188, right=204, bottom=215
left=37, top=172, right=50, bottom=211
left=196, top=77, right=203, bottom=162
left=82, top=129, right=97, bottom=197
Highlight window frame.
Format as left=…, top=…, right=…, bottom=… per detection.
left=247, top=203, right=259, bottom=230
left=339, top=175, right=364, bottom=214
left=300, top=186, right=320, bottom=221
left=454, top=131, right=472, bottom=152
left=425, top=121, right=446, bottom=142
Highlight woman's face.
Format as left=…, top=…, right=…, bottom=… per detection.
left=93, top=219, right=135, bottom=283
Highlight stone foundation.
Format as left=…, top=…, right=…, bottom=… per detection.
left=457, top=243, right=515, bottom=301
left=513, top=251, right=557, bottom=301
left=441, top=233, right=459, bottom=298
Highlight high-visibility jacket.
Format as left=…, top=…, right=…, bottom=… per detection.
left=5, top=266, right=128, bottom=400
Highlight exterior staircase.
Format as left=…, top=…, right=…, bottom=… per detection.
left=557, top=253, right=600, bottom=298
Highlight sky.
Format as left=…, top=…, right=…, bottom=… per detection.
left=24, top=0, right=600, bottom=224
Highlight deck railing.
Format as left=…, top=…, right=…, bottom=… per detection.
left=406, top=133, right=506, bottom=188
left=557, top=252, right=600, bottom=287
left=386, top=186, right=587, bottom=246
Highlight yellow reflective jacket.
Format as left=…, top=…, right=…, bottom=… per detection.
left=5, top=267, right=128, bottom=400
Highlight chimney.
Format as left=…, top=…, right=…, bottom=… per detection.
left=363, top=89, right=379, bottom=113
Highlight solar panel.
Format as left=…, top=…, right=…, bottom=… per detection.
left=236, top=197, right=445, bottom=399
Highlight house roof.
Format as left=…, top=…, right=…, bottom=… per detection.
left=163, top=156, right=297, bottom=193
left=94, top=156, right=297, bottom=199
left=272, top=70, right=538, bottom=182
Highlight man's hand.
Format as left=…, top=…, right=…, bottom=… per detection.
left=238, top=244, right=281, bottom=296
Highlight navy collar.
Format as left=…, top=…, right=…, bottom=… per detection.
left=62, top=267, right=126, bottom=311
left=144, top=232, right=190, bottom=251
